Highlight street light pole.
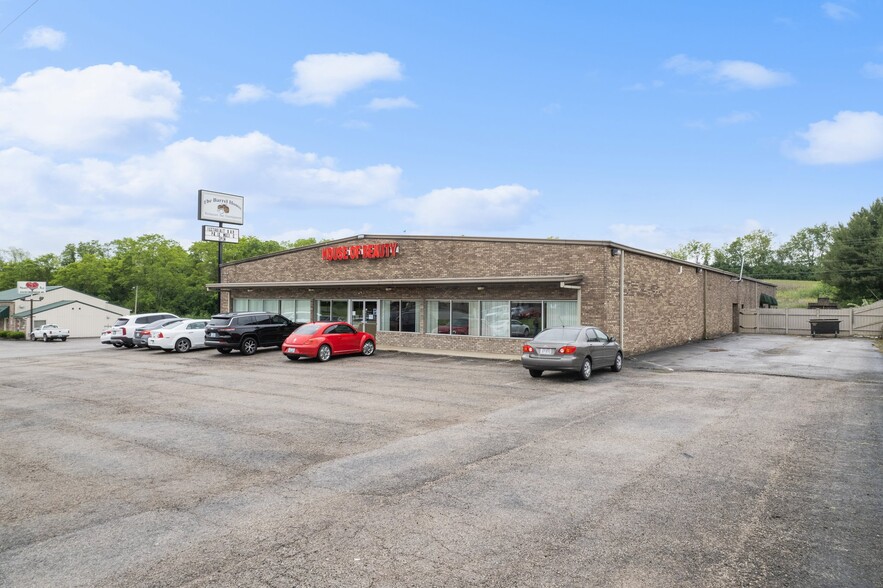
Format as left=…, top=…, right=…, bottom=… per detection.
left=134, top=285, right=139, bottom=314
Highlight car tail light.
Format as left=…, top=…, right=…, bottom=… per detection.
left=522, top=344, right=534, bottom=353
left=217, top=327, right=235, bottom=332
left=122, top=327, right=127, bottom=335
left=157, top=333, right=164, bottom=338
left=558, top=345, right=577, bottom=355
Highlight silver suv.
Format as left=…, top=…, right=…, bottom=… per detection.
left=110, top=313, right=178, bottom=348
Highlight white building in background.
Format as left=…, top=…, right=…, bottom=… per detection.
left=0, top=286, right=129, bottom=338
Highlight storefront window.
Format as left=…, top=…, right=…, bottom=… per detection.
left=544, top=300, right=579, bottom=328
left=381, top=300, right=418, bottom=332
left=481, top=300, right=510, bottom=338
left=428, top=301, right=478, bottom=335
left=316, top=300, right=349, bottom=322
left=233, top=298, right=310, bottom=320
left=510, top=301, right=543, bottom=338
left=281, top=299, right=311, bottom=323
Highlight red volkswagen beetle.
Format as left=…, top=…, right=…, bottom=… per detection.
left=281, top=321, right=376, bottom=362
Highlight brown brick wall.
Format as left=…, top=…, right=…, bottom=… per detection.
left=218, top=236, right=775, bottom=356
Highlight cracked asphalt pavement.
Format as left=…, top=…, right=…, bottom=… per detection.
left=1, top=334, right=881, bottom=586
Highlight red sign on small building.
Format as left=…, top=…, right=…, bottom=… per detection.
left=322, top=242, right=399, bottom=261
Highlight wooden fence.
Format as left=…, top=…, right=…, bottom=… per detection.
left=740, top=300, right=883, bottom=337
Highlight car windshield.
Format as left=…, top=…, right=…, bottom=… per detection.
left=534, top=327, right=582, bottom=342
left=294, top=323, right=323, bottom=335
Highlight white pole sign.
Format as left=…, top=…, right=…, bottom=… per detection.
left=17, top=281, right=46, bottom=295
left=197, top=190, right=245, bottom=225
left=202, top=226, right=241, bottom=243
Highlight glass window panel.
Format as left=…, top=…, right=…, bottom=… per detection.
left=331, top=300, right=348, bottom=322
left=317, top=300, right=331, bottom=321
left=381, top=300, right=398, bottom=332
left=451, top=302, right=470, bottom=335
left=511, top=301, right=542, bottom=337
left=481, top=301, right=509, bottom=338
left=544, top=301, right=579, bottom=329
left=262, top=299, right=280, bottom=313
left=247, top=299, right=262, bottom=312
left=295, top=300, right=311, bottom=323
left=401, top=301, right=417, bottom=332
left=233, top=298, right=248, bottom=312
left=427, top=301, right=446, bottom=334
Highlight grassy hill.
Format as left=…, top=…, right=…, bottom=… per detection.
left=768, top=280, right=837, bottom=309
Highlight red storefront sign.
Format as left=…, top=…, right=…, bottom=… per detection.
left=322, top=242, right=399, bottom=261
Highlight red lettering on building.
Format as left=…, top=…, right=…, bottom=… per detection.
left=321, top=242, right=399, bottom=262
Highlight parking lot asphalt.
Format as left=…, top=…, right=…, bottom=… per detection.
left=1, top=335, right=881, bottom=587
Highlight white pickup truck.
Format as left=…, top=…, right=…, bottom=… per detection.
left=30, top=324, right=70, bottom=342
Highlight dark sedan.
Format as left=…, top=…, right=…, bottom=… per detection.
left=521, top=326, right=623, bottom=380
left=133, top=318, right=184, bottom=348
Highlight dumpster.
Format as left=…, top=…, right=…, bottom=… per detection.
left=809, top=318, right=841, bottom=337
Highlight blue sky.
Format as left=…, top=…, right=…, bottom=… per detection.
left=1, top=0, right=881, bottom=257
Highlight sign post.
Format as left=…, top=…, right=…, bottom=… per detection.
left=17, top=281, right=46, bottom=337
left=198, top=190, right=245, bottom=313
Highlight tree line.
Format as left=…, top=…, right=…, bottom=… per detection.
left=663, top=198, right=882, bottom=305
left=0, top=235, right=317, bottom=317
left=1, top=198, right=880, bottom=313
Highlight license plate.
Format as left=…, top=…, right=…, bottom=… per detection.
left=207, top=333, right=216, bottom=337
left=538, top=348, right=554, bottom=355
left=287, top=348, right=297, bottom=354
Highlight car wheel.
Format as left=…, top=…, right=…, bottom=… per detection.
left=361, top=340, right=375, bottom=356
left=43, top=334, right=49, bottom=342
left=30, top=334, right=36, bottom=341
left=317, top=344, right=332, bottom=362
left=611, top=352, right=623, bottom=372
left=529, top=369, right=543, bottom=378
left=113, top=342, right=123, bottom=348
left=578, top=357, right=592, bottom=381
left=175, top=338, right=191, bottom=353
left=240, top=337, right=258, bottom=356
left=61, top=337, right=67, bottom=341
left=217, top=348, right=232, bottom=354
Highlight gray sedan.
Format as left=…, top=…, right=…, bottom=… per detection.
left=521, top=326, right=623, bottom=380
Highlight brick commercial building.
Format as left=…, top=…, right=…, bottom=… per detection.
left=208, top=235, right=776, bottom=356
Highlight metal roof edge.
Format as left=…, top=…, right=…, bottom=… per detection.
left=207, top=274, right=584, bottom=290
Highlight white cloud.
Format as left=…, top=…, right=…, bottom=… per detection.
left=0, top=63, right=180, bottom=152
left=367, top=96, right=416, bottom=110
left=22, top=26, right=66, bottom=50
left=282, top=52, right=403, bottom=106
left=398, top=185, right=539, bottom=231
left=663, top=54, right=793, bottom=89
left=228, top=83, right=271, bottom=104
left=785, top=111, right=883, bottom=164
left=862, top=62, right=883, bottom=79
left=821, top=2, right=857, bottom=20
left=0, top=132, right=402, bottom=253
left=608, top=224, right=670, bottom=252
left=717, top=111, right=757, bottom=125
left=623, top=80, right=663, bottom=92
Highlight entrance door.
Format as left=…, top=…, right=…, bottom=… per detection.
left=352, top=301, right=378, bottom=335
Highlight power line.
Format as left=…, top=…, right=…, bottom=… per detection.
left=0, top=0, right=41, bottom=37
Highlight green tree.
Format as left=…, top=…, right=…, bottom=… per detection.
left=712, top=230, right=782, bottom=277
left=53, top=254, right=115, bottom=299
left=664, top=240, right=712, bottom=265
left=819, top=198, right=883, bottom=305
left=775, top=224, right=832, bottom=280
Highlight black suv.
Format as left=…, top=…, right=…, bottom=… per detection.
left=204, top=312, right=301, bottom=355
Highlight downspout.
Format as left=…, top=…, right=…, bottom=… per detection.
left=619, top=251, right=625, bottom=352
left=559, top=282, right=581, bottom=325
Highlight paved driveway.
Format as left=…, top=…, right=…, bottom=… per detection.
left=0, top=335, right=880, bottom=587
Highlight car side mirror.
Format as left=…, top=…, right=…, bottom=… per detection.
left=609, top=336, right=616, bottom=342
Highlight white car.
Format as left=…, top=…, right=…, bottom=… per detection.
left=99, top=327, right=118, bottom=347
left=147, top=319, right=209, bottom=352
